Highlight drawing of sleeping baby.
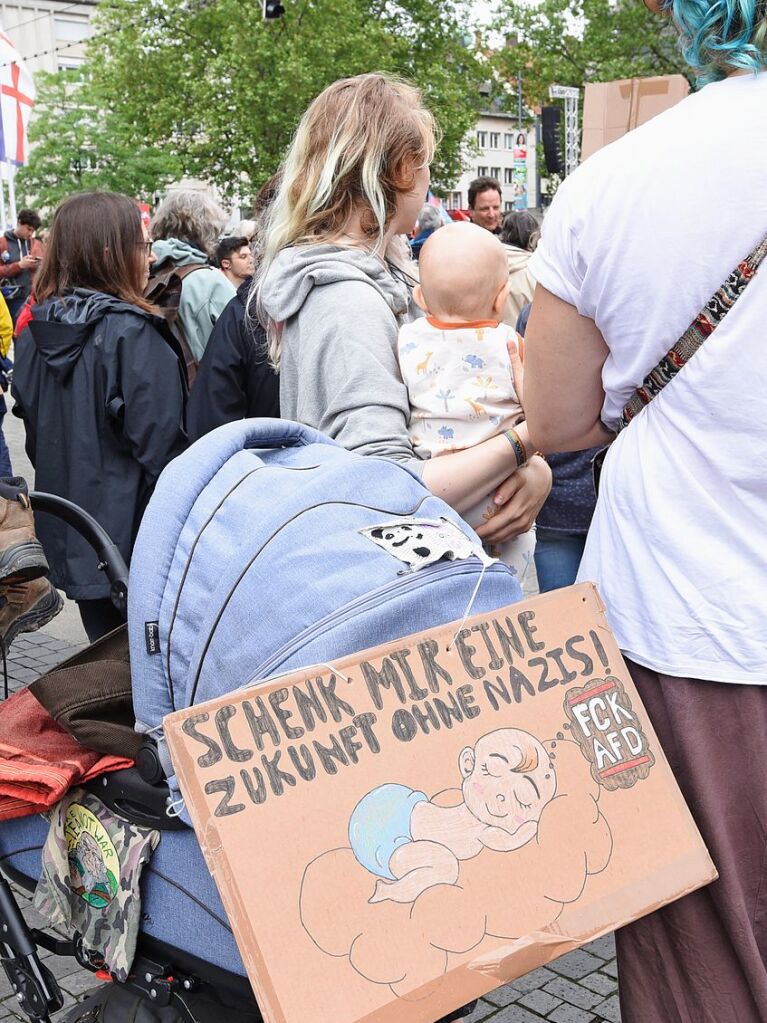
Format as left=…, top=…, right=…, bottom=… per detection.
left=348, top=728, right=557, bottom=904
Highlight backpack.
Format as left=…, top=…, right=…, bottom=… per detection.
left=127, top=419, right=523, bottom=800
left=145, top=262, right=213, bottom=387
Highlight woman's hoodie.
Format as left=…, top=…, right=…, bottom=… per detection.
left=259, top=245, right=422, bottom=473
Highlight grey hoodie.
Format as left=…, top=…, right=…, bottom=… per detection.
left=259, top=245, right=423, bottom=474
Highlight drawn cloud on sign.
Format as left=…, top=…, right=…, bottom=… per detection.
left=299, top=739, right=612, bottom=998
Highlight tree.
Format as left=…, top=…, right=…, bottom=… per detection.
left=492, top=0, right=689, bottom=111
left=86, top=0, right=486, bottom=202
left=17, top=68, right=182, bottom=213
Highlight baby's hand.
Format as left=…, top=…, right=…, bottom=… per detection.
left=508, top=334, right=525, bottom=407
left=483, top=819, right=538, bottom=852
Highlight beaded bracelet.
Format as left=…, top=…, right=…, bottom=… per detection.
left=503, top=428, right=527, bottom=468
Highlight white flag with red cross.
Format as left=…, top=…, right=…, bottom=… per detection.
left=0, top=28, right=34, bottom=165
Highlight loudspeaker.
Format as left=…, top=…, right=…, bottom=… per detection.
left=541, top=106, right=564, bottom=176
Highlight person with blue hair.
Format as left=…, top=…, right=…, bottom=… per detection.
left=523, top=0, right=767, bottom=1018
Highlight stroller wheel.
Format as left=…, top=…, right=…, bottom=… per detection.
left=59, top=975, right=262, bottom=1023
left=60, top=984, right=183, bottom=1022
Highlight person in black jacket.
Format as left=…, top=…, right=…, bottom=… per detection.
left=12, top=192, right=187, bottom=641
left=186, top=276, right=279, bottom=441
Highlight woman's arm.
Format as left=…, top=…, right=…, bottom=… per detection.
left=116, top=320, right=187, bottom=480
left=298, top=284, right=551, bottom=535
left=421, top=421, right=534, bottom=514
left=524, top=285, right=614, bottom=453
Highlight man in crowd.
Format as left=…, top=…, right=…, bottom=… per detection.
left=0, top=209, right=44, bottom=325
left=216, top=235, right=254, bottom=289
left=467, top=177, right=502, bottom=235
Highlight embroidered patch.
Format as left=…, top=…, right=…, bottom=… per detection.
left=360, top=517, right=494, bottom=571
left=64, top=802, right=119, bottom=908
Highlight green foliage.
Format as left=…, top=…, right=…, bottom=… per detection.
left=80, top=0, right=485, bottom=203
left=17, top=68, right=182, bottom=213
left=493, top=0, right=689, bottom=110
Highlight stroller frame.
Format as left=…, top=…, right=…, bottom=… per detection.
left=0, top=493, right=472, bottom=1023
left=0, top=493, right=262, bottom=1023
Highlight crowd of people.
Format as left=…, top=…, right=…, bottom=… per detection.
left=0, top=0, right=763, bottom=1015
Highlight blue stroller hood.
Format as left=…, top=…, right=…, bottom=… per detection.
left=127, top=419, right=523, bottom=799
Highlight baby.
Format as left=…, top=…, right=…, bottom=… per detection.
left=349, top=728, right=556, bottom=905
left=398, top=221, right=536, bottom=578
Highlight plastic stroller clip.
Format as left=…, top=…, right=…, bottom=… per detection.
left=0, top=871, right=64, bottom=1022
left=135, top=955, right=181, bottom=1007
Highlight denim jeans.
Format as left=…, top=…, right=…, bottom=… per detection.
left=534, top=532, right=587, bottom=593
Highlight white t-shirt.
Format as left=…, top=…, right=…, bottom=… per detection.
left=529, top=71, right=767, bottom=684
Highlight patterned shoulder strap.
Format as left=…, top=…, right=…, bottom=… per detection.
left=618, top=235, right=767, bottom=433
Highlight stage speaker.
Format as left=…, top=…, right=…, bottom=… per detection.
left=541, top=105, right=564, bottom=176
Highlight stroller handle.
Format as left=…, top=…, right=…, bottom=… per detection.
left=29, top=492, right=129, bottom=614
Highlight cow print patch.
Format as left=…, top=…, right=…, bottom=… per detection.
left=360, top=518, right=494, bottom=571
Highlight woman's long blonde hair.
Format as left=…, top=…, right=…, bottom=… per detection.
left=256, top=72, right=437, bottom=368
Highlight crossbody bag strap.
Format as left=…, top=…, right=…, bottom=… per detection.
left=617, top=234, right=767, bottom=434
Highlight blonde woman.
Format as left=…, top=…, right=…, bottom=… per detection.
left=258, top=73, right=550, bottom=543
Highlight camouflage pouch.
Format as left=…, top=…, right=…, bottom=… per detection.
left=33, top=788, right=160, bottom=981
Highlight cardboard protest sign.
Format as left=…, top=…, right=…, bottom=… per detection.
left=164, top=583, right=716, bottom=1023
left=581, top=74, right=690, bottom=161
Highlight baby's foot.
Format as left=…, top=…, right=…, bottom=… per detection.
left=368, top=879, right=393, bottom=904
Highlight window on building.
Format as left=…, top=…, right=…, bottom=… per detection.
left=490, top=167, right=501, bottom=181
left=505, top=201, right=514, bottom=212
left=54, top=16, right=91, bottom=42
left=489, top=132, right=500, bottom=150
left=477, top=166, right=488, bottom=177
left=476, top=130, right=487, bottom=148
left=504, top=133, right=514, bottom=149
left=448, top=191, right=463, bottom=210
left=504, top=168, right=514, bottom=185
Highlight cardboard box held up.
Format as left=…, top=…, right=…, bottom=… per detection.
left=581, top=74, right=690, bottom=161
left=165, top=583, right=716, bottom=1023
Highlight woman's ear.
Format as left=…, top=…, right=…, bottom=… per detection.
left=492, top=280, right=510, bottom=317
left=413, top=284, right=430, bottom=313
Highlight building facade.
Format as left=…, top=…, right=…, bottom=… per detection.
left=448, top=111, right=538, bottom=214
left=1, top=0, right=95, bottom=72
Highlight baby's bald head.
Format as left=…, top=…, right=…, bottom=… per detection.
left=418, top=222, right=509, bottom=321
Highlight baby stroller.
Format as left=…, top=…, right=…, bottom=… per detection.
left=0, top=420, right=523, bottom=1023
left=0, top=491, right=263, bottom=1023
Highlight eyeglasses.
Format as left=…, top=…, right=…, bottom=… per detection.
left=137, top=241, right=153, bottom=254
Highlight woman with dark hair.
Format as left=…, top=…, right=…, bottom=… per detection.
left=12, top=191, right=187, bottom=641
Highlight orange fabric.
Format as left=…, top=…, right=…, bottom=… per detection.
left=425, top=316, right=500, bottom=330
left=0, top=687, right=133, bottom=820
